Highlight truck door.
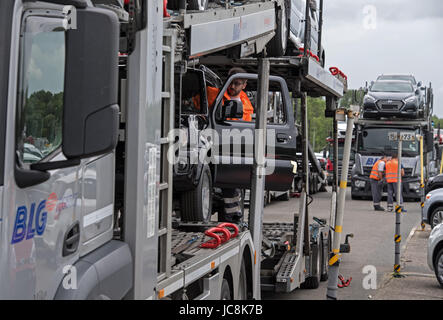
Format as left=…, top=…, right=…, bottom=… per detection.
left=1, top=2, right=119, bottom=299
left=210, top=74, right=297, bottom=191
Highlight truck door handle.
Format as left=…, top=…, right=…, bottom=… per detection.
left=62, top=222, right=80, bottom=257
left=277, top=133, right=290, bottom=143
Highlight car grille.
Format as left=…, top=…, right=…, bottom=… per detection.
left=376, top=100, right=404, bottom=111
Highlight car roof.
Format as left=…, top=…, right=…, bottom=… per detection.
left=377, top=74, right=415, bottom=77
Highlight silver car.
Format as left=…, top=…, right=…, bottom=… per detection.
left=427, top=222, right=443, bottom=287
left=289, top=0, right=325, bottom=65
left=423, top=189, right=443, bottom=228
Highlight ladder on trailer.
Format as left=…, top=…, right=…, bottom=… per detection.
left=157, top=29, right=176, bottom=282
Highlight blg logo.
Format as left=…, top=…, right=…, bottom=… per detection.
left=11, top=193, right=57, bottom=244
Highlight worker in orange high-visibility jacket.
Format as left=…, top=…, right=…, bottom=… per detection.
left=192, top=67, right=254, bottom=122
left=192, top=67, right=254, bottom=224
left=369, top=155, right=387, bottom=211
left=386, top=153, right=405, bottom=212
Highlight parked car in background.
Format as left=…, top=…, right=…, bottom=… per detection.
left=427, top=222, right=443, bottom=287
left=426, top=174, right=443, bottom=194
left=362, top=80, right=422, bottom=119
left=423, top=188, right=443, bottom=228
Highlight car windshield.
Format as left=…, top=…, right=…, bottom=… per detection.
left=370, top=81, right=414, bottom=93
left=358, top=128, right=419, bottom=156
left=377, top=75, right=416, bottom=85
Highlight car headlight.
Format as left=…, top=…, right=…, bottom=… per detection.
left=405, top=96, right=417, bottom=103
left=355, top=180, right=366, bottom=188
left=363, top=95, right=375, bottom=103
left=409, top=182, right=420, bottom=190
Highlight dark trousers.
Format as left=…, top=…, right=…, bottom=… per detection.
left=387, top=182, right=403, bottom=208
left=221, top=188, right=242, bottom=223
left=370, top=179, right=382, bottom=206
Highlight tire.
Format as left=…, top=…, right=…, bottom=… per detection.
left=187, top=0, right=208, bottom=11
left=180, top=165, right=212, bottom=222
left=430, top=207, right=443, bottom=229
left=351, top=193, right=361, bottom=200
left=434, top=248, right=443, bottom=288
left=220, top=278, right=231, bottom=300
left=238, top=261, right=248, bottom=299
left=266, top=3, right=288, bottom=57
left=278, top=191, right=290, bottom=201
left=320, top=236, right=329, bottom=282
left=301, top=243, right=320, bottom=289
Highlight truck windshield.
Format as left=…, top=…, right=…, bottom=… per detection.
left=370, top=81, right=414, bottom=93
left=358, top=128, right=419, bottom=156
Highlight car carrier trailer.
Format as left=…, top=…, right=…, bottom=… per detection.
left=0, top=0, right=347, bottom=300
left=351, top=84, right=435, bottom=201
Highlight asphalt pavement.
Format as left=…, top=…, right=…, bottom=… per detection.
left=260, top=186, right=434, bottom=300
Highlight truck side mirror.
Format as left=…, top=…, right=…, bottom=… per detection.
left=62, top=7, right=119, bottom=159
left=222, top=100, right=244, bottom=120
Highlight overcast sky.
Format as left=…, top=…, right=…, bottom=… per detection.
left=321, top=0, right=443, bottom=116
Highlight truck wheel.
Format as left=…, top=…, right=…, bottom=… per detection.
left=430, top=207, right=443, bottom=229
left=266, top=2, right=288, bottom=56
left=238, top=261, right=248, bottom=299
left=434, top=248, right=443, bottom=288
left=301, top=243, right=320, bottom=289
left=220, top=278, right=232, bottom=300
left=180, top=165, right=212, bottom=223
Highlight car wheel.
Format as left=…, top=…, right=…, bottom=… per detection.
left=180, top=165, right=212, bottom=222
left=266, top=2, right=288, bottom=56
left=430, top=207, right=443, bottom=229
left=434, top=248, right=443, bottom=288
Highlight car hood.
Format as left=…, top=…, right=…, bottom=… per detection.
left=367, top=91, right=415, bottom=100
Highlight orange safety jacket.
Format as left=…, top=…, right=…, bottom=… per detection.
left=369, top=159, right=383, bottom=181
left=206, top=86, right=254, bottom=122
left=385, top=158, right=400, bottom=183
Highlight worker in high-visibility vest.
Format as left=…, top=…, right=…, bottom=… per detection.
left=386, top=153, right=405, bottom=212
left=369, top=155, right=387, bottom=211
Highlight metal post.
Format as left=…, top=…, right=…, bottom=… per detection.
left=303, top=0, right=311, bottom=57
left=301, top=93, right=310, bottom=256
left=326, top=109, right=355, bottom=300
left=393, top=133, right=403, bottom=276
left=249, top=58, right=270, bottom=300
left=420, top=135, right=425, bottom=230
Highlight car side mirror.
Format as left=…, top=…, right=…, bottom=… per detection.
left=417, top=81, right=422, bottom=87
left=415, top=89, right=420, bottom=95
left=222, top=100, right=244, bottom=120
